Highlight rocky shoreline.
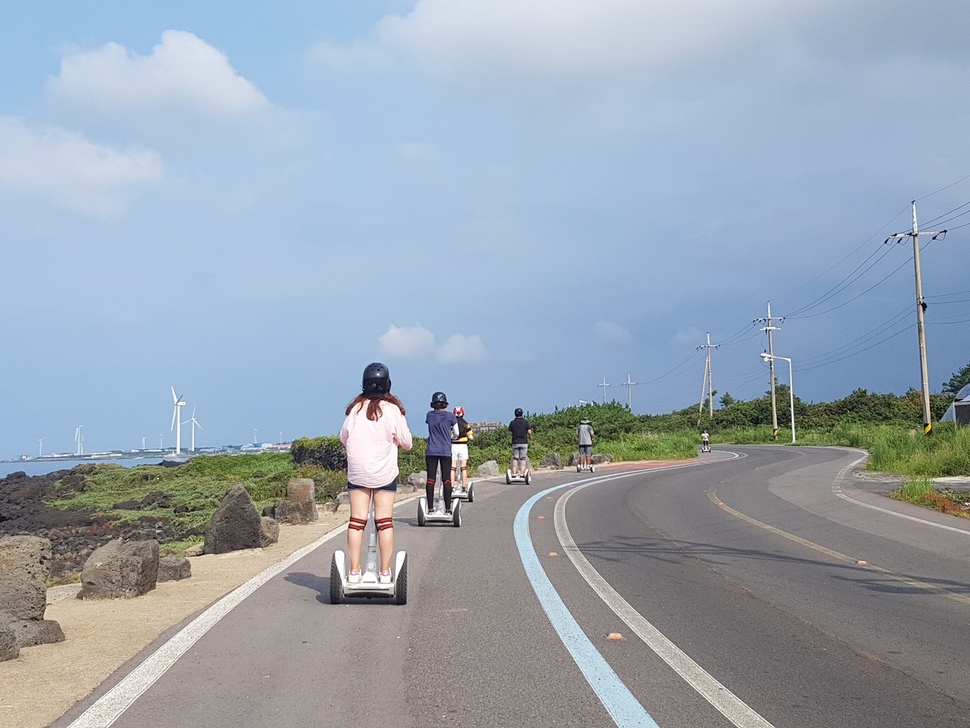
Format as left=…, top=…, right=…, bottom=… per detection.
left=0, top=468, right=178, bottom=581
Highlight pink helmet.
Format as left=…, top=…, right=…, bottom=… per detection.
left=453, top=406, right=465, bottom=417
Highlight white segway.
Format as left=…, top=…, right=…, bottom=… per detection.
left=418, top=476, right=461, bottom=527
left=505, top=467, right=532, bottom=484
left=452, top=461, right=474, bottom=503
left=330, top=499, right=407, bottom=605
left=576, top=461, right=595, bottom=473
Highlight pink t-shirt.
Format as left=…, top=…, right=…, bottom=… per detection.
left=340, top=399, right=413, bottom=488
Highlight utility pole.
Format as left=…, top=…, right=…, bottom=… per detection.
left=622, top=374, right=639, bottom=411
left=598, top=377, right=610, bottom=403
left=756, top=302, right=784, bottom=438
left=697, top=332, right=719, bottom=425
left=886, top=201, right=946, bottom=435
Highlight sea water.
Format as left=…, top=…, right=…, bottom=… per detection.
left=0, top=457, right=164, bottom=479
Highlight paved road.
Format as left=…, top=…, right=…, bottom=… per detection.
left=58, top=446, right=970, bottom=726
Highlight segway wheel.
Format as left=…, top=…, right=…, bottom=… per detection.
left=525, top=471, right=532, bottom=485
left=576, top=464, right=581, bottom=473
left=505, top=470, right=512, bottom=485
left=590, top=465, right=595, bottom=473
left=467, top=482, right=474, bottom=503
left=417, top=498, right=427, bottom=527
left=394, top=554, right=408, bottom=605
left=453, top=499, right=462, bottom=527
left=329, top=553, right=342, bottom=605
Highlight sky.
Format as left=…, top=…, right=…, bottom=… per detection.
left=1, top=1, right=969, bottom=459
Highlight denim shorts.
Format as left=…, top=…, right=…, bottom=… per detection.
left=347, top=479, right=398, bottom=492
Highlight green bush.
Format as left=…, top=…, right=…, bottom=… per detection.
left=892, top=476, right=934, bottom=502
left=290, top=436, right=347, bottom=470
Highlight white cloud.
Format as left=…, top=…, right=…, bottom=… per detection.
left=592, top=320, right=631, bottom=346
left=0, top=116, right=163, bottom=219
left=47, top=30, right=268, bottom=117
left=436, top=334, right=487, bottom=365
left=374, top=0, right=809, bottom=90
left=379, top=324, right=436, bottom=358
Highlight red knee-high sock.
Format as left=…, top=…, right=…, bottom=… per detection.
left=443, top=480, right=453, bottom=508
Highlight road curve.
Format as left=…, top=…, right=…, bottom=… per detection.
left=55, top=447, right=970, bottom=727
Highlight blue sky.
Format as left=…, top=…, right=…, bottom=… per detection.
left=1, top=1, right=969, bottom=458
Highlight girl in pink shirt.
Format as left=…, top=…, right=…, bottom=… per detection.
left=339, top=363, right=413, bottom=584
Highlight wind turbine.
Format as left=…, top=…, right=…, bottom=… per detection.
left=184, top=407, right=204, bottom=452
left=74, top=425, right=84, bottom=456
left=38, top=437, right=45, bottom=458
left=170, top=387, right=186, bottom=455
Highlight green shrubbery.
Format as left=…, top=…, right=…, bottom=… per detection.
left=290, top=436, right=347, bottom=471
left=866, top=425, right=970, bottom=476
left=48, top=454, right=298, bottom=555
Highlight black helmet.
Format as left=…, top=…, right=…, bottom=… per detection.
left=514, top=407, right=523, bottom=417
left=362, top=362, right=391, bottom=397
left=431, top=391, right=448, bottom=407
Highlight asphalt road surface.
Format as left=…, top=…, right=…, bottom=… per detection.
left=57, top=446, right=970, bottom=727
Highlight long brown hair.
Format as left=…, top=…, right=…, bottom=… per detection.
left=346, top=393, right=406, bottom=421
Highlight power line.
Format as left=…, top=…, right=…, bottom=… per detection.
left=775, top=204, right=910, bottom=312
left=916, top=173, right=970, bottom=203
left=787, top=244, right=925, bottom=320
left=799, top=325, right=913, bottom=372
left=638, top=349, right=703, bottom=385
left=800, top=307, right=912, bottom=369
left=786, top=243, right=896, bottom=318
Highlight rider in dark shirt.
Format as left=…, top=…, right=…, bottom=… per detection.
left=508, top=408, right=532, bottom=476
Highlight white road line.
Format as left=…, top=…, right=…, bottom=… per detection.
left=831, top=452, right=970, bottom=536
left=556, top=475, right=775, bottom=728
left=515, top=474, right=660, bottom=727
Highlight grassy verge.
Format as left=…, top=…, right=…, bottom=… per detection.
left=48, top=454, right=298, bottom=555
left=890, top=476, right=970, bottom=519
left=719, top=422, right=970, bottom=477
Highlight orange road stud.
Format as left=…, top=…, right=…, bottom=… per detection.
left=549, top=551, right=559, bottom=557
left=857, top=560, right=868, bottom=565
left=607, top=633, right=623, bottom=640
left=537, top=515, right=545, bottom=520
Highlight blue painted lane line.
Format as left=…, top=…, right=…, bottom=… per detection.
left=513, top=474, right=660, bottom=728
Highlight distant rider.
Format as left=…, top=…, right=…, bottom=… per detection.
left=508, top=408, right=532, bottom=477
left=450, top=406, right=474, bottom=491
left=577, top=418, right=595, bottom=469
left=701, top=430, right=710, bottom=451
